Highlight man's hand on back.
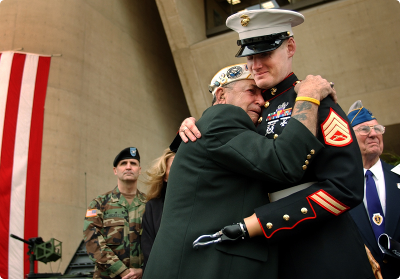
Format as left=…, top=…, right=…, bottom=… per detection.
left=179, top=116, right=200, bottom=143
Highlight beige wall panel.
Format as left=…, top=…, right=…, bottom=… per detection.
left=156, top=0, right=209, bottom=118
left=38, top=202, right=86, bottom=273
left=156, top=0, right=206, bottom=51
left=157, top=0, right=400, bottom=126
left=0, top=0, right=189, bottom=273
left=172, top=48, right=207, bottom=117
left=176, top=0, right=207, bottom=46
left=156, top=2, right=190, bottom=51
left=293, top=0, right=400, bottom=122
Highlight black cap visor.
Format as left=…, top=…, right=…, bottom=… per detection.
left=236, top=39, right=286, bottom=57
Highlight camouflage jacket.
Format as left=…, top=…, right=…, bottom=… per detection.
left=83, top=186, right=146, bottom=278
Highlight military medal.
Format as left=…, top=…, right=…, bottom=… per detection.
left=372, top=213, right=383, bottom=226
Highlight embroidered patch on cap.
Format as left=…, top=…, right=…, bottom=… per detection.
left=321, top=108, right=353, bottom=147
left=130, top=147, right=137, bottom=157
left=309, top=190, right=349, bottom=216
left=226, top=65, right=243, bottom=79
left=86, top=209, right=97, bottom=217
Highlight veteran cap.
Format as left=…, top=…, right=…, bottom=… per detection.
left=209, top=63, right=253, bottom=95
left=226, top=9, right=304, bottom=57
left=347, top=100, right=377, bottom=127
left=113, top=147, right=140, bottom=167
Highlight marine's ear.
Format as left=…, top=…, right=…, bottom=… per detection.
left=286, top=37, right=296, bottom=58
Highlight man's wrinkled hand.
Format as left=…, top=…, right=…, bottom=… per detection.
left=179, top=117, right=201, bottom=143
left=295, top=75, right=337, bottom=104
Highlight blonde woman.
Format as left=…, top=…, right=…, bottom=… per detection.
left=141, top=148, right=175, bottom=272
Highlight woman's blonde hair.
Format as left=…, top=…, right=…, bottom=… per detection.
left=145, top=148, right=175, bottom=201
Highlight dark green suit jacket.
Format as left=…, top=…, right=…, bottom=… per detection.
left=143, top=104, right=323, bottom=279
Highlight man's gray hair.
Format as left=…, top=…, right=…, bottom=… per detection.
left=211, top=82, right=237, bottom=106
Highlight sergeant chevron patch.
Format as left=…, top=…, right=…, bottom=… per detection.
left=321, top=109, right=353, bottom=147
left=309, top=190, right=349, bottom=215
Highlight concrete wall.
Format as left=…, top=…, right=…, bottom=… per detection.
left=156, top=0, right=400, bottom=154
left=0, top=0, right=190, bottom=273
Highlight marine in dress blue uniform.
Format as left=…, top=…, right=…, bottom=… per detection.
left=223, top=9, right=374, bottom=279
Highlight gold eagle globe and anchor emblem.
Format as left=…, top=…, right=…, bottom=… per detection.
left=240, top=15, right=250, bottom=27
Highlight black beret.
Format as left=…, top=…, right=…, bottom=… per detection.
left=113, top=147, right=140, bottom=167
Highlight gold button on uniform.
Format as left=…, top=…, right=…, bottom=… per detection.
left=305, top=160, right=309, bottom=165
left=258, top=117, right=262, bottom=124
left=266, top=223, right=273, bottom=229
left=283, top=214, right=290, bottom=221
left=310, top=149, right=315, bottom=155
left=307, top=154, right=312, bottom=160
left=301, top=208, right=308, bottom=214
left=302, top=165, right=307, bottom=170
left=274, top=134, right=278, bottom=139
left=264, top=101, right=270, bottom=108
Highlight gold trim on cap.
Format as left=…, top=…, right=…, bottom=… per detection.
left=240, top=15, right=250, bottom=27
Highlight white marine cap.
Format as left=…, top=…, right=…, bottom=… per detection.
left=226, top=9, right=304, bottom=57
left=209, top=63, right=253, bottom=96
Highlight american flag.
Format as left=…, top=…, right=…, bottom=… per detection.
left=0, top=51, right=51, bottom=279
left=86, top=209, right=97, bottom=217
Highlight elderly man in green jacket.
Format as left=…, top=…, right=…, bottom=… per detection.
left=143, top=63, right=334, bottom=279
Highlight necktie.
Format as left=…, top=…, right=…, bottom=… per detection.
left=365, top=170, right=385, bottom=243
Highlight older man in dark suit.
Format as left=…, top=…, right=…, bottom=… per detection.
left=348, top=100, right=400, bottom=279
left=143, top=63, right=334, bottom=279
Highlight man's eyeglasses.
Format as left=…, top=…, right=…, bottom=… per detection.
left=354, top=125, right=385, bottom=136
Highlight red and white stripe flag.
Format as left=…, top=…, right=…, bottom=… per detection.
left=0, top=51, right=51, bottom=279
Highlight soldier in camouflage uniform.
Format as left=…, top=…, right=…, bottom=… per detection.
left=84, top=147, right=146, bottom=279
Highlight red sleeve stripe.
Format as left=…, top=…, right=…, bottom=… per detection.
left=257, top=197, right=317, bottom=239
left=309, top=190, right=349, bottom=216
